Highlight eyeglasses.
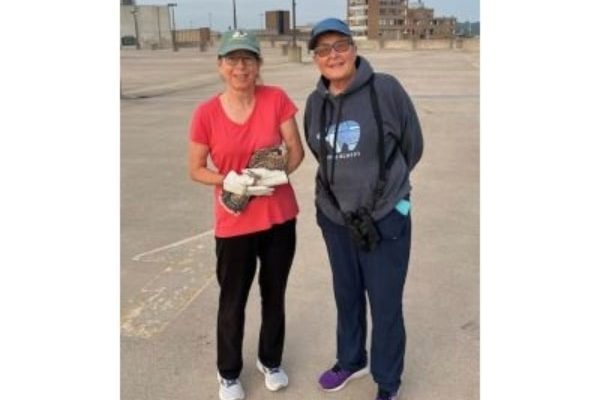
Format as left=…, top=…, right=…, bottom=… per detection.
left=313, top=39, right=353, bottom=58
left=223, top=55, right=258, bottom=66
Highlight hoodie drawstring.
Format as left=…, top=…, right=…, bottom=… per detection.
left=318, top=98, right=331, bottom=186
left=319, top=95, right=345, bottom=186
left=330, top=96, right=345, bottom=185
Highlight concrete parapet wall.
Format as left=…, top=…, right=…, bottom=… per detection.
left=460, top=38, right=480, bottom=51
left=259, top=40, right=289, bottom=49
left=257, top=37, right=479, bottom=54
left=381, top=40, right=415, bottom=50
left=414, top=39, right=454, bottom=50
left=259, top=40, right=311, bottom=55
left=357, top=38, right=480, bottom=52
left=355, top=39, right=382, bottom=51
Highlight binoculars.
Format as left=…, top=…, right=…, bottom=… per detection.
left=343, top=207, right=381, bottom=252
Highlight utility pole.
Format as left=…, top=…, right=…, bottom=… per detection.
left=167, top=3, right=178, bottom=52
left=131, top=6, right=141, bottom=50
left=156, top=6, right=162, bottom=47
left=232, top=0, right=238, bottom=30
left=288, top=0, right=301, bottom=62
left=291, top=0, right=296, bottom=48
left=404, top=0, right=408, bottom=37
left=208, top=12, right=213, bottom=45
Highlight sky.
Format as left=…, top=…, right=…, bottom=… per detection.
left=135, top=0, right=479, bottom=31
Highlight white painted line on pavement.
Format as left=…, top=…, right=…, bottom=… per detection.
left=132, top=229, right=214, bottom=261
left=167, top=274, right=217, bottom=329
left=123, top=230, right=217, bottom=339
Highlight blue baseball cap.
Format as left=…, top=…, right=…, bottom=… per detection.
left=308, top=18, right=353, bottom=50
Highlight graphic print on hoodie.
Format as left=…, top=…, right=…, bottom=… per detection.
left=318, top=120, right=361, bottom=160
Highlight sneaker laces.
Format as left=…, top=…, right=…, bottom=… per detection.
left=220, top=378, right=238, bottom=388
left=267, top=366, right=280, bottom=374
left=259, top=361, right=281, bottom=375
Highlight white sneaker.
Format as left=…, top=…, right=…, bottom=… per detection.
left=256, top=359, right=289, bottom=391
left=217, top=373, right=245, bottom=400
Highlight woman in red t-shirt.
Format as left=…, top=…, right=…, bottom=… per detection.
left=188, top=30, right=304, bottom=400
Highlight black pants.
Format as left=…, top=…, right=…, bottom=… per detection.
left=215, top=219, right=296, bottom=379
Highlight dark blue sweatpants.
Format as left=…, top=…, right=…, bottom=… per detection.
left=317, top=207, right=411, bottom=394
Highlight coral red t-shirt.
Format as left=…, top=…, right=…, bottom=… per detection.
left=189, top=85, right=299, bottom=238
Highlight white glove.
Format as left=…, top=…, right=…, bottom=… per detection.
left=223, top=171, right=255, bottom=195
left=223, top=171, right=274, bottom=197
left=242, top=168, right=288, bottom=187
left=246, top=185, right=274, bottom=196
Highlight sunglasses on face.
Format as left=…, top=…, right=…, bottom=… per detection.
left=223, top=55, right=258, bottom=66
left=313, top=39, right=353, bottom=58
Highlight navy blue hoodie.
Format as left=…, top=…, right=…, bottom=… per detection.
left=304, top=56, right=424, bottom=225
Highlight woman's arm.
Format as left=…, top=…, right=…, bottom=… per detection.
left=280, top=117, right=304, bottom=174
left=188, top=142, right=224, bottom=185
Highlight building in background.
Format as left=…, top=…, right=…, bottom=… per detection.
left=348, top=0, right=455, bottom=40
left=265, top=10, right=290, bottom=35
left=455, top=21, right=479, bottom=37
left=405, top=4, right=455, bottom=39
left=121, top=2, right=215, bottom=50
left=121, top=4, right=173, bottom=49
left=176, top=27, right=213, bottom=48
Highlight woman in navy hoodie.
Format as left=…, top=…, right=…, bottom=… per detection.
left=303, top=18, right=424, bottom=400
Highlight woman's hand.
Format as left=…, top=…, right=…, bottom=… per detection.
left=280, top=118, right=305, bottom=174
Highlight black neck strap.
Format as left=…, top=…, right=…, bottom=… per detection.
left=318, top=75, right=390, bottom=213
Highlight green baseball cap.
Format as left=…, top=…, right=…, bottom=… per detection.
left=218, top=30, right=261, bottom=57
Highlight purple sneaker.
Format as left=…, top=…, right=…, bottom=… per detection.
left=318, top=363, right=369, bottom=392
left=375, top=389, right=398, bottom=400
